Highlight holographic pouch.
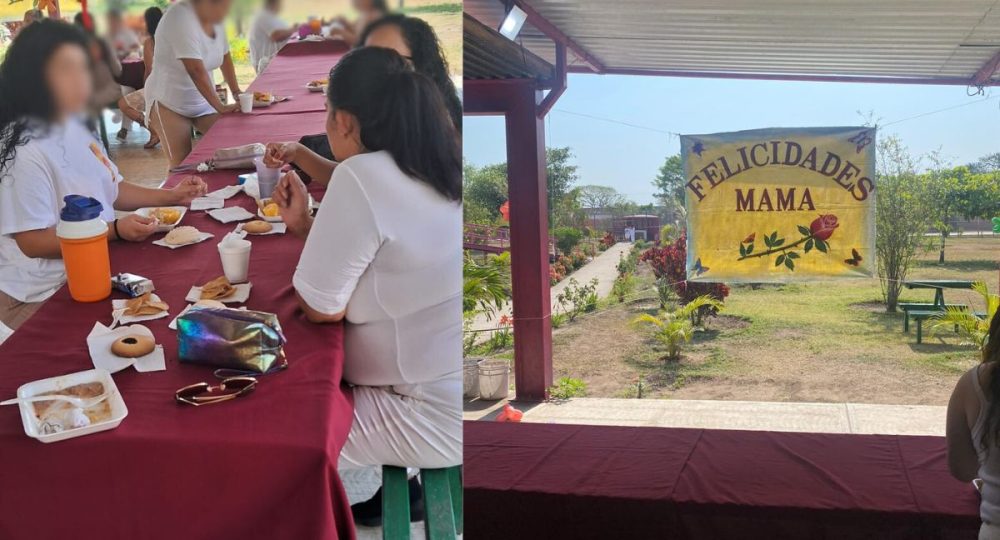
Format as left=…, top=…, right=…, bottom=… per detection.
left=176, top=307, right=287, bottom=374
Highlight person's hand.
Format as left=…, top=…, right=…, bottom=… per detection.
left=264, top=142, right=299, bottom=168
left=170, top=175, right=208, bottom=205
left=218, top=103, right=240, bottom=114
left=273, top=170, right=311, bottom=237
left=116, top=214, right=158, bottom=242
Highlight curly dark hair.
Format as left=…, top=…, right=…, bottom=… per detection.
left=358, top=14, right=462, bottom=132
left=327, top=47, right=461, bottom=201
left=0, top=19, right=89, bottom=177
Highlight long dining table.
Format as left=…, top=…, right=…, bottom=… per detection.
left=0, top=40, right=357, bottom=540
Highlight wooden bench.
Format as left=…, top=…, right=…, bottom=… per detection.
left=382, top=465, right=462, bottom=540
left=899, top=302, right=965, bottom=332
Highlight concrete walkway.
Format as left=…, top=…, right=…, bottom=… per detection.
left=464, top=397, right=946, bottom=436
left=470, top=242, right=633, bottom=331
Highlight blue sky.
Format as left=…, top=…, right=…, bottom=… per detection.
left=463, top=75, right=1000, bottom=205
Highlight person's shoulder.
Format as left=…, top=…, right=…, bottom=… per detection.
left=162, top=1, right=194, bottom=25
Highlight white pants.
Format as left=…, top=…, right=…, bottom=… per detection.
left=338, top=375, right=462, bottom=504
left=983, top=522, right=1000, bottom=540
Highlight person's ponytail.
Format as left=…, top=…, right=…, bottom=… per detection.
left=327, top=47, right=461, bottom=202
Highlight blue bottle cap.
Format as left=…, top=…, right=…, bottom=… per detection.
left=59, top=195, right=104, bottom=222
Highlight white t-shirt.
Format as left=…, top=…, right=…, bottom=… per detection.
left=110, top=28, right=141, bottom=60
left=293, top=151, right=462, bottom=387
left=249, top=8, right=288, bottom=73
left=145, top=0, right=229, bottom=118
left=0, top=119, right=120, bottom=303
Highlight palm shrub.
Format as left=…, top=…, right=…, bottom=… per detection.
left=631, top=295, right=723, bottom=360
left=463, top=253, right=510, bottom=319
left=930, top=281, right=998, bottom=347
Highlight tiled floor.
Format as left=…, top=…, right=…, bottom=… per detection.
left=465, top=397, right=947, bottom=436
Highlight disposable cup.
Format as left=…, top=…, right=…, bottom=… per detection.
left=254, top=157, right=281, bottom=199
left=238, top=93, right=253, bottom=114
left=218, top=239, right=252, bottom=283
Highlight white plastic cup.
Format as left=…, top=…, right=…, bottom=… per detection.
left=254, top=157, right=281, bottom=199
left=218, top=238, right=252, bottom=283
left=238, top=93, right=253, bottom=114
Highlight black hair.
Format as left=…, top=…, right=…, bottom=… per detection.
left=144, top=7, right=163, bottom=39
left=358, top=14, right=462, bottom=132
left=327, top=47, right=461, bottom=201
left=107, top=8, right=122, bottom=19
left=980, top=311, right=1000, bottom=451
left=0, top=20, right=89, bottom=175
left=370, top=0, right=389, bottom=13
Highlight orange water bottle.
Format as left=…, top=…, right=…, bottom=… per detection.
left=56, top=195, right=111, bottom=302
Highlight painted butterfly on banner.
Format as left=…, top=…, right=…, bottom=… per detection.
left=844, top=248, right=863, bottom=267
left=692, top=258, right=710, bottom=276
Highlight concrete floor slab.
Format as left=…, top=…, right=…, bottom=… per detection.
left=467, top=397, right=946, bottom=436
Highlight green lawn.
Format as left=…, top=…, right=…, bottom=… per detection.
left=539, top=235, right=1000, bottom=405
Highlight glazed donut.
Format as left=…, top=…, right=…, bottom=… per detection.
left=110, top=334, right=156, bottom=358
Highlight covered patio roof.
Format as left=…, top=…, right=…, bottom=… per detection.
left=465, top=0, right=1000, bottom=86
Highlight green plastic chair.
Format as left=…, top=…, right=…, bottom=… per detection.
left=381, top=465, right=463, bottom=540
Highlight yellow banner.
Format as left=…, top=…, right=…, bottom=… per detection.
left=682, top=126, right=876, bottom=282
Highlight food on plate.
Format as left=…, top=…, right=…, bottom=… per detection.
left=199, top=276, right=236, bottom=300
left=110, top=334, right=157, bottom=358
left=253, top=91, right=273, bottom=102
left=164, top=225, right=201, bottom=245
left=261, top=202, right=280, bottom=217
left=243, top=220, right=273, bottom=234
left=123, top=292, right=169, bottom=317
left=33, top=382, right=112, bottom=431
left=150, top=207, right=181, bottom=225
left=308, top=79, right=328, bottom=87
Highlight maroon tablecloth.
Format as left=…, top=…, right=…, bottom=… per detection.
left=0, top=49, right=356, bottom=540
left=277, top=39, right=351, bottom=57
left=245, top=48, right=344, bottom=116
left=464, top=422, right=981, bottom=539
left=116, top=59, right=145, bottom=90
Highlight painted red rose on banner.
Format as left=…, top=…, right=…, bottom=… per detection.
left=809, top=214, right=839, bottom=241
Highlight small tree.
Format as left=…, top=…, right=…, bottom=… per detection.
left=875, top=136, right=931, bottom=312
left=632, top=295, right=724, bottom=360
left=930, top=282, right=998, bottom=347
left=553, top=227, right=583, bottom=254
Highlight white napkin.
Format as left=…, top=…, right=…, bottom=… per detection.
left=235, top=222, right=286, bottom=235
left=152, top=231, right=214, bottom=249
left=206, top=184, right=244, bottom=200
left=240, top=174, right=260, bottom=201
left=111, top=294, right=169, bottom=327
left=87, top=323, right=166, bottom=374
left=185, top=283, right=252, bottom=304
left=169, top=304, right=248, bottom=330
left=190, top=197, right=225, bottom=211
left=208, top=207, right=256, bottom=224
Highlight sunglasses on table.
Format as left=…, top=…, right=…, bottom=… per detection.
left=175, top=376, right=257, bottom=407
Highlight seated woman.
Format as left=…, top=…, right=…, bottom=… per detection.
left=947, top=310, right=1000, bottom=539
left=271, top=47, right=461, bottom=524
left=116, top=7, right=163, bottom=148
left=145, top=0, right=241, bottom=169
left=327, top=0, right=388, bottom=45
left=0, top=20, right=207, bottom=332
left=263, top=14, right=460, bottom=183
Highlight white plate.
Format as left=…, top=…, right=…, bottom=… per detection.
left=135, top=206, right=187, bottom=233
left=16, top=368, right=128, bottom=444
left=152, top=231, right=214, bottom=249
left=305, top=83, right=327, bottom=93
left=185, top=282, right=252, bottom=304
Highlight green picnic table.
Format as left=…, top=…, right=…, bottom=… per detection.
left=903, top=280, right=976, bottom=308
left=901, top=280, right=977, bottom=343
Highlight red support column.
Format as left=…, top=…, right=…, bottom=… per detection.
left=505, top=82, right=552, bottom=401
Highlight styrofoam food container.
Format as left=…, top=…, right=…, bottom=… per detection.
left=17, top=368, right=128, bottom=443
left=135, top=206, right=187, bottom=233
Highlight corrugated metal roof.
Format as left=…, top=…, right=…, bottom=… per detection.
left=464, top=13, right=556, bottom=84
left=464, top=0, right=1000, bottom=84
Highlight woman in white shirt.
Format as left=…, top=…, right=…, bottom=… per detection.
left=249, top=0, right=296, bottom=74
left=145, top=0, right=242, bottom=169
left=0, top=21, right=206, bottom=332
left=270, top=47, right=461, bottom=524
left=948, top=311, right=1000, bottom=539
